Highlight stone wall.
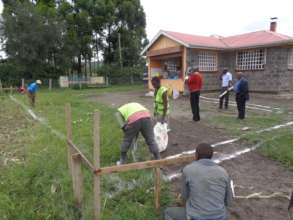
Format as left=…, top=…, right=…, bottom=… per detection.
left=186, top=47, right=293, bottom=92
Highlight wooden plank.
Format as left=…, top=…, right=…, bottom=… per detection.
left=65, top=103, right=74, bottom=174
left=154, top=167, right=161, bottom=213
left=94, top=155, right=194, bottom=175
left=149, top=35, right=180, bottom=51
left=72, top=153, right=84, bottom=209
left=67, top=139, right=94, bottom=170
left=93, top=111, right=101, bottom=220
left=147, top=46, right=182, bottom=57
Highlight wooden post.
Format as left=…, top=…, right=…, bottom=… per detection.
left=72, top=153, right=84, bottom=209
left=49, top=79, right=52, bottom=91
left=10, top=86, right=13, bottom=95
left=21, top=78, right=25, bottom=88
left=93, top=111, right=101, bottom=220
left=0, top=80, right=3, bottom=94
left=65, top=103, right=74, bottom=174
left=154, top=167, right=161, bottom=213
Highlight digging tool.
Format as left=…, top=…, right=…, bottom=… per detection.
left=219, top=86, right=234, bottom=98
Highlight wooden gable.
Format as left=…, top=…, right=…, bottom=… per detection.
left=149, top=35, right=181, bottom=51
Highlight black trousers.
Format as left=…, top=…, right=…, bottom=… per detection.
left=219, top=87, right=229, bottom=109
left=190, top=91, right=200, bottom=121
left=121, top=117, right=160, bottom=158
left=236, top=94, right=246, bottom=119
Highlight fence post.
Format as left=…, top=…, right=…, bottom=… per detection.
left=130, top=74, right=134, bottom=85
left=93, top=111, right=101, bottom=220
left=65, top=103, right=74, bottom=174
left=10, top=86, right=13, bottom=95
left=49, top=79, right=52, bottom=91
left=0, top=80, right=2, bottom=94
left=72, top=153, right=84, bottom=209
left=21, top=78, right=25, bottom=88
left=154, top=167, right=161, bottom=213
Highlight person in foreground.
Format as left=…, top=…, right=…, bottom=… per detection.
left=164, top=143, right=233, bottom=220
left=187, top=67, right=203, bottom=122
left=234, top=72, right=249, bottom=119
left=27, top=80, right=42, bottom=107
left=115, top=102, right=161, bottom=164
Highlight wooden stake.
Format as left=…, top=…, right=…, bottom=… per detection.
left=49, top=79, right=52, bottom=91
left=72, top=153, right=84, bottom=209
left=0, top=80, right=3, bottom=94
left=65, top=103, right=74, bottom=174
left=10, top=86, right=13, bottom=95
left=21, top=78, right=25, bottom=88
left=154, top=167, right=161, bottom=213
left=93, top=111, right=101, bottom=220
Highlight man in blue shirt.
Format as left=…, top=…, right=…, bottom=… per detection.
left=164, top=143, right=232, bottom=220
left=27, top=80, right=42, bottom=107
left=234, top=72, right=249, bottom=119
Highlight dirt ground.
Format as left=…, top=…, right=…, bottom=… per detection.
left=91, top=90, right=293, bottom=220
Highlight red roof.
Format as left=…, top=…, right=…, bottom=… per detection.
left=146, top=30, right=293, bottom=51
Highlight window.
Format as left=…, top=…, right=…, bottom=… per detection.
left=236, top=49, right=266, bottom=70
left=199, top=51, right=218, bottom=71
left=288, top=48, right=293, bottom=69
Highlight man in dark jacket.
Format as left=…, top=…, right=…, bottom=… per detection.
left=234, top=72, right=249, bottom=119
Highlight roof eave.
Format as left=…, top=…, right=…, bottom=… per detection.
left=227, top=40, right=293, bottom=50
left=140, top=30, right=189, bottom=56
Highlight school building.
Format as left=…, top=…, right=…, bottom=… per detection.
left=142, top=20, right=293, bottom=92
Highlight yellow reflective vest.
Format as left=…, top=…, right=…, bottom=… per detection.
left=154, top=86, right=169, bottom=116
left=118, top=103, right=147, bottom=121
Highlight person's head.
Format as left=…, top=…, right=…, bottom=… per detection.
left=195, top=143, right=213, bottom=160
left=36, top=80, right=42, bottom=85
left=192, top=66, right=199, bottom=73
left=151, top=76, right=161, bottom=89
left=223, top=68, right=228, bottom=74
left=236, top=72, right=243, bottom=80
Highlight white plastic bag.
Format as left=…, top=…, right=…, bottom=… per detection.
left=153, top=122, right=168, bottom=152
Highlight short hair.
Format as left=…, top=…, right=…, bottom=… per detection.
left=195, top=143, right=213, bottom=159
left=151, top=76, right=161, bottom=84
left=192, top=66, right=199, bottom=72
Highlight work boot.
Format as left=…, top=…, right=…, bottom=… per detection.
left=116, top=152, right=127, bottom=165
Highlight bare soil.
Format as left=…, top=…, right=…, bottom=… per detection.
left=90, top=91, right=293, bottom=220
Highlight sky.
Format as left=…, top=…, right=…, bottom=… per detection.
left=140, top=0, right=293, bottom=41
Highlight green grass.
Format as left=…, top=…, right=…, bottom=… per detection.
left=0, top=85, right=172, bottom=220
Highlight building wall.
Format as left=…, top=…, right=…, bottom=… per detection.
left=186, top=47, right=293, bottom=92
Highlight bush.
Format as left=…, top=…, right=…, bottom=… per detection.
left=96, top=65, right=144, bottom=85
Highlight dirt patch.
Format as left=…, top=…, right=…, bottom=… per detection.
left=89, top=91, right=293, bottom=220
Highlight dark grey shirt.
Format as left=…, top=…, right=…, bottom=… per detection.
left=182, top=159, right=232, bottom=219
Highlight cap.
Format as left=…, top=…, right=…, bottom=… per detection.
left=36, top=80, right=42, bottom=85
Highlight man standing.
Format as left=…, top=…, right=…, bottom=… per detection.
left=234, top=72, right=249, bottom=119
left=219, top=68, right=232, bottom=109
left=115, top=102, right=161, bottom=164
left=187, top=67, right=203, bottom=121
left=151, top=77, right=169, bottom=124
left=164, top=143, right=233, bottom=220
left=27, top=80, right=42, bottom=107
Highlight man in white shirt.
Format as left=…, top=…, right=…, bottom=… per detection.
left=219, top=69, right=232, bottom=109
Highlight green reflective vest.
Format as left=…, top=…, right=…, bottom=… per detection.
left=118, top=103, right=147, bottom=121
left=154, top=86, right=169, bottom=115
